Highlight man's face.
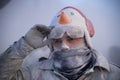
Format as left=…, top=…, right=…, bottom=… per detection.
left=52, top=32, right=86, bottom=51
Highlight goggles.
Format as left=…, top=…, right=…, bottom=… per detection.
left=49, top=26, right=85, bottom=39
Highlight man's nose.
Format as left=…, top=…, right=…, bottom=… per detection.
left=61, top=42, right=69, bottom=51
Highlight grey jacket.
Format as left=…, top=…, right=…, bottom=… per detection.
left=0, top=37, right=120, bottom=80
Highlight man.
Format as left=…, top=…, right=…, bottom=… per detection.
left=0, top=6, right=120, bottom=80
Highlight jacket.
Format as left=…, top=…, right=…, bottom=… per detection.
left=0, top=37, right=120, bottom=80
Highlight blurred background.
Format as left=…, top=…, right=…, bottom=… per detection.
left=0, top=0, right=120, bottom=66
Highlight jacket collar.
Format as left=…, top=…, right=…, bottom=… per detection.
left=95, top=52, right=110, bottom=71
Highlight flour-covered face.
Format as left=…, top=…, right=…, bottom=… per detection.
left=51, top=32, right=87, bottom=51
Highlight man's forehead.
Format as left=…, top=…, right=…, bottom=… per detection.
left=51, top=32, right=72, bottom=40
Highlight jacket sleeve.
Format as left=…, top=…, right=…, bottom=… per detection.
left=0, top=37, right=34, bottom=80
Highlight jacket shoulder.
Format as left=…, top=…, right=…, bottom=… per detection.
left=108, top=64, right=120, bottom=80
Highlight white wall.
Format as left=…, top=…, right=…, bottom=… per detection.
left=0, top=0, right=120, bottom=65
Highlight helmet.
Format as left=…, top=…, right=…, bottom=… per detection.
left=49, top=6, right=94, bottom=51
